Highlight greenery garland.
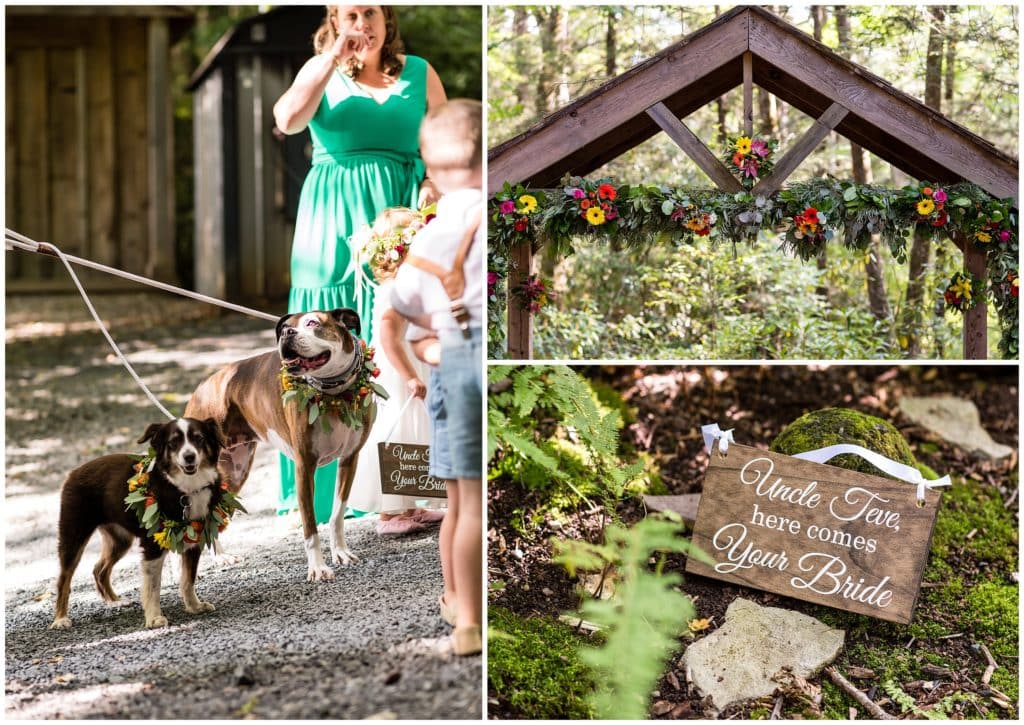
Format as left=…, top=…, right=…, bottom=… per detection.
left=279, top=340, right=389, bottom=433
left=488, top=176, right=1018, bottom=358
left=124, top=451, right=247, bottom=553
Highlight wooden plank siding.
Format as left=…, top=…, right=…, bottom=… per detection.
left=5, top=13, right=182, bottom=291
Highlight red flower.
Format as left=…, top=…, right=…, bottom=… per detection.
left=371, top=368, right=381, bottom=378
left=597, top=183, right=617, bottom=201
left=932, top=211, right=948, bottom=227
left=423, top=213, right=436, bottom=224
left=514, top=218, right=528, bottom=232
left=580, top=199, right=591, bottom=210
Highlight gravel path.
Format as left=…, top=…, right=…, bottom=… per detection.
left=5, top=292, right=481, bottom=719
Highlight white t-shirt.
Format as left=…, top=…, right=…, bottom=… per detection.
left=391, top=188, right=483, bottom=333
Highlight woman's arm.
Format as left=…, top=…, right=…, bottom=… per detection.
left=273, top=32, right=367, bottom=135
left=379, top=308, right=427, bottom=398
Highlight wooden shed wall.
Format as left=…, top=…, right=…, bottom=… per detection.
left=5, top=14, right=172, bottom=291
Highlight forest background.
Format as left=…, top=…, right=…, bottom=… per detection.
left=488, top=5, right=1018, bottom=359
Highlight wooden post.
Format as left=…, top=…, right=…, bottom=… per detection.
left=507, top=241, right=533, bottom=359
left=742, top=51, right=753, bottom=136
left=963, top=241, right=988, bottom=359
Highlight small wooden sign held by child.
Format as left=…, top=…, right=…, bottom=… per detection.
left=378, top=442, right=447, bottom=498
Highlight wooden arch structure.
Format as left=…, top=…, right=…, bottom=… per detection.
left=488, top=5, right=1019, bottom=360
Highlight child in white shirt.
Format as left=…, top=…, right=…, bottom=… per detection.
left=391, top=99, right=483, bottom=656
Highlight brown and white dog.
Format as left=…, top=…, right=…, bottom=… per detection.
left=51, top=417, right=226, bottom=630
left=184, top=308, right=376, bottom=581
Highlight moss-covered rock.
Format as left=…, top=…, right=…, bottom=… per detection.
left=488, top=607, right=595, bottom=719
left=770, top=407, right=918, bottom=479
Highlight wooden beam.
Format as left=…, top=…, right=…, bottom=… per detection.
left=748, top=12, right=1017, bottom=201
left=750, top=102, right=848, bottom=197
left=647, top=102, right=744, bottom=193
left=962, top=237, right=988, bottom=359
left=506, top=241, right=533, bottom=359
left=488, top=10, right=749, bottom=193
left=742, top=51, right=753, bottom=136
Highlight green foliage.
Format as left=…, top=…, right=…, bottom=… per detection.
left=488, top=607, right=596, bottom=720
left=882, top=679, right=978, bottom=719
left=553, top=516, right=704, bottom=720
left=929, top=479, right=1018, bottom=570
left=964, top=580, right=1019, bottom=663
left=396, top=5, right=482, bottom=99
left=488, top=365, right=645, bottom=515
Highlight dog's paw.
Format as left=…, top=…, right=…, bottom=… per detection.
left=331, top=547, right=360, bottom=566
left=307, top=564, right=335, bottom=582
left=209, top=552, right=243, bottom=567
left=185, top=601, right=216, bottom=614
left=49, top=617, right=72, bottom=630
left=145, top=615, right=169, bottom=628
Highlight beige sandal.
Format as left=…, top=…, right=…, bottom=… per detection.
left=452, top=625, right=482, bottom=656
left=439, top=594, right=457, bottom=626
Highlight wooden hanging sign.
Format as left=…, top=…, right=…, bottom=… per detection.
left=378, top=442, right=447, bottom=498
left=686, top=443, right=942, bottom=624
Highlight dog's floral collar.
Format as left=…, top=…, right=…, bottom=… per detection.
left=279, top=339, right=389, bottom=433
left=124, top=450, right=247, bottom=554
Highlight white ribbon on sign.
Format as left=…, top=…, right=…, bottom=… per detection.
left=701, top=422, right=952, bottom=503
left=701, top=423, right=735, bottom=455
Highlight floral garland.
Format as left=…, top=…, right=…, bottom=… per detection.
left=124, top=451, right=247, bottom=553
left=511, top=274, right=555, bottom=313
left=353, top=204, right=436, bottom=280
left=943, top=271, right=985, bottom=312
left=279, top=339, right=389, bottom=432
left=724, top=134, right=777, bottom=187
left=486, top=175, right=1019, bottom=357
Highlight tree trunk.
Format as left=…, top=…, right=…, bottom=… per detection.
left=533, top=7, right=564, bottom=116
left=605, top=7, right=617, bottom=77
left=901, top=6, right=945, bottom=357
left=513, top=8, right=530, bottom=109
left=835, top=5, right=891, bottom=323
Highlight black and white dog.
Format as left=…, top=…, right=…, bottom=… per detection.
left=51, top=417, right=226, bottom=630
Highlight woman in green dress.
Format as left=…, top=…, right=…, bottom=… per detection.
left=273, top=5, right=446, bottom=520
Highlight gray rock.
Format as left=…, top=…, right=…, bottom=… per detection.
left=683, top=598, right=844, bottom=712
left=899, top=395, right=1013, bottom=460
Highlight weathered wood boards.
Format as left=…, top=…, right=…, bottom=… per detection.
left=686, top=444, right=941, bottom=624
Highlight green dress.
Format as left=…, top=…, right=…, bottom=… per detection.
left=280, top=54, right=429, bottom=521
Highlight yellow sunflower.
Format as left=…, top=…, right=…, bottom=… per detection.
left=585, top=206, right=606, bottom=226
left=517, top=194, right=538, bottom=214
left=916, top=199, right=935, bottom=215
left=735, top=136, right=752, bottom=155
left=975, top=231, right=992, bottom=243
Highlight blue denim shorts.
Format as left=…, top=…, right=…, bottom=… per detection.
left=438, top=327, right=483, bottom=479
left=427, top=369, right=455, bottom=480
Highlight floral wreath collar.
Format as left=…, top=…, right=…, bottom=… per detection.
left=279, top=339, right=389, bottom=433
left=301, top=342, right=364, bottom=394
left=124, top=450, right=247, bottom=554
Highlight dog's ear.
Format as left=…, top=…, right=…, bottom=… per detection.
left=275, top=313, right=294, bottom=342
left=330, top=308, right=361, bottom=336
left=202, top=418, right=228, bottom=450
left=137, top=422, right=165, bottom=445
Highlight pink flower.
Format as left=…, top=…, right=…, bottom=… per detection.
left=487, top=272, right=499, bottom=285
left=932, top=189, right=947, bottom=203
left=751, top=139, right=768, bottom=158
left=605, top=209, right=618, bottom=220
left=499, top=200, right=516, bottom=215
left=670, top=208, right=686, bottom=222
left=999, top=230, right=1011, bottom=243
left=395, top=244, right=405, bottom=254
left=741, top=157, right=759, bottom=178
left=572, top=188, right=585, bottom=199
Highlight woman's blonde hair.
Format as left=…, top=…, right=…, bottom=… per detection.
left=313, top=5, right=405, bottom=79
